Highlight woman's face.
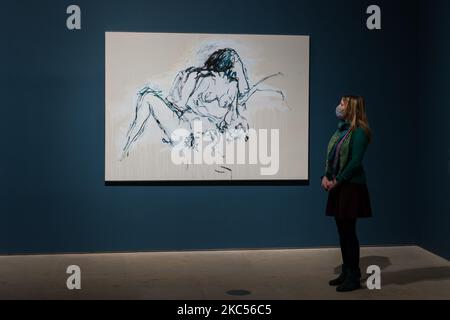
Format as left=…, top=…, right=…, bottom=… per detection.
left=339, top=98, right=348, bottom=111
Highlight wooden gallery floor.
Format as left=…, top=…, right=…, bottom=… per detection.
left=0, top=246, right=449, bottom=300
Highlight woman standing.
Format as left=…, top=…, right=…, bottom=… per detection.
left=321, top=95, right=373, bottom=292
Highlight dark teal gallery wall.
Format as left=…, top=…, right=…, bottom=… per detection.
left=418, top=0, right=450, bottom=260
left=1, top=0, right=424, bottom=254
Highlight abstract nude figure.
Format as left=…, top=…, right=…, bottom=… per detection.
left=122, top=47, right=285, bottom=160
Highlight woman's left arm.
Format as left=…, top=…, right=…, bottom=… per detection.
left=335, top=128, right=369, bottom=183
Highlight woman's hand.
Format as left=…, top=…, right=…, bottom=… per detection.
left=328, top=178, right=340, bottom=191
left=321, top=176, right=333, bottom=191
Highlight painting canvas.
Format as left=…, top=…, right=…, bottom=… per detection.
left=105, top=32, right=310, bottom=182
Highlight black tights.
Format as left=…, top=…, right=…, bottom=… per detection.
left=335, top=218, right=360, bottom=269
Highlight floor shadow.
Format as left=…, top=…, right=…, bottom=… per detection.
left=334, top=256, right=450, bottom=286
left=382, top=267, right=450, bottom=286
left=334, top=256, right=392, bottom=278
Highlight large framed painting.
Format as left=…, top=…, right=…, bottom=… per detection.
left=105, top=32, right=309, bottom=183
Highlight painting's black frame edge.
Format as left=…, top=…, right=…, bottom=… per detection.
left=104, top=180, right=309, bottom=187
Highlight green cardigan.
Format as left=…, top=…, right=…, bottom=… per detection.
left=323, top=122, right=369, bottom=184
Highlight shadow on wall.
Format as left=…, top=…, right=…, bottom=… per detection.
left=334, top=256, right=450, bottom=285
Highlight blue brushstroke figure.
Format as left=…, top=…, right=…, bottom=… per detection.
left=122, top=48, right=285, bottom=159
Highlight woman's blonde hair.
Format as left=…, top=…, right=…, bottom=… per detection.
left=342, top=95, right=372, bottom=143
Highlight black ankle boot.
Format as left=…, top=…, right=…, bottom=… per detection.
left=329, top=264, right=349, bottom=286
left=336, top=267, right=361, bottom=292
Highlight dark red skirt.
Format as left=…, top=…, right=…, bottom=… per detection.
left=326, top=182, right=373, bottom=219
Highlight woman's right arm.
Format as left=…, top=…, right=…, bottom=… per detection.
left=335, top=128, right=369, bottom=183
